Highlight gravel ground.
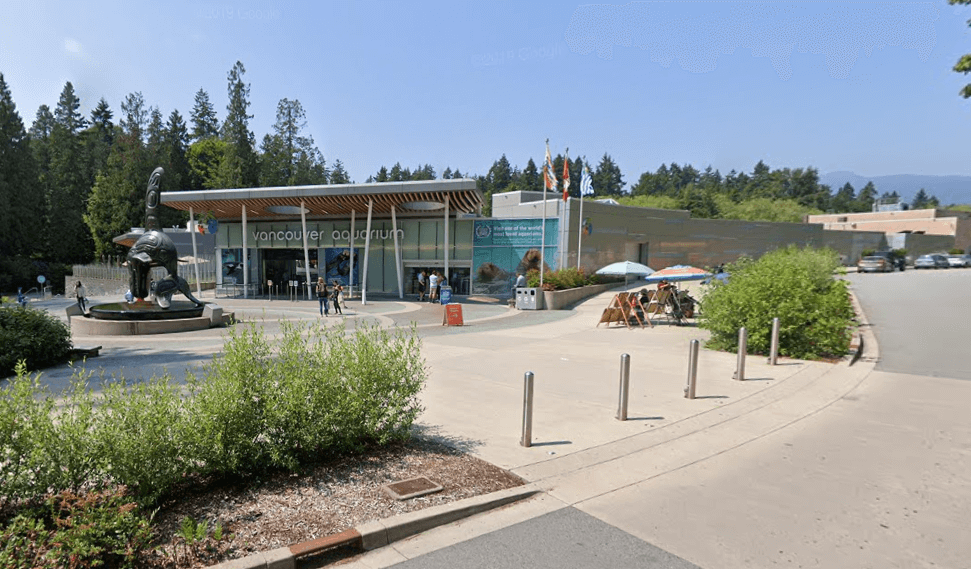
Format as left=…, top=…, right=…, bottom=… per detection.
left=139, top=436, right=524, bottom=568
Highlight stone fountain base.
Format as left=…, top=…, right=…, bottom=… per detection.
left=72, top=301, right=232, bottom=336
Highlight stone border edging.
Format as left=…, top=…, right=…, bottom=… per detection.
left=205, top=486, right=541, bottom=569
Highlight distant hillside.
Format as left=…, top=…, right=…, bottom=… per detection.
left=821, top=172, right=971, bottom=206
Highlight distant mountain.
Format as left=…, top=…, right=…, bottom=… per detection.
left=820, top=171, right=971, bottom=206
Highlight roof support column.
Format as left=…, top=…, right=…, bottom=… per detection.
left=189, top=206, right=202, bottom=299
left=242, top=205, right=248, bottom=299
left=300, top=200, right=312, bottom=300
left=362, top=199, right=373, bottom=305
left=348, top=210, right=355, bottom=299
left=391, top=205, right=403, bottom=299
left=444, top=194, right=450, bottom=292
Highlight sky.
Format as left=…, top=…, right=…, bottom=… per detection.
left=1, top=1, right=969, bottom=189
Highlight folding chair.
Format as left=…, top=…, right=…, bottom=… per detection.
left=643, top=288, right=675, bottom=325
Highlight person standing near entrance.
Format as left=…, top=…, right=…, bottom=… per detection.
left=417, top=270, right=426, bottom=301
left=331, top=280, right=343, bottom=315
left=428, top=271, right=439, bottom=303
left=316, top=277, right=329, bottom=316
left=74, top=281, right=87, bottom=313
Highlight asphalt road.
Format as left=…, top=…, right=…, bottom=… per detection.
left=389, top=508, right=700, bottom=569
left=847, top=268, right=971, bottom=379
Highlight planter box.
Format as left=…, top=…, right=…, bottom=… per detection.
left=542, top=283, right=615, bottom=310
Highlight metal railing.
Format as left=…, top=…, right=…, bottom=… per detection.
left=72, top=255, right=217, bottom=287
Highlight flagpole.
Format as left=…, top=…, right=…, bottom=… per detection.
left=561, top=148, right=570, bottom=272
left=540, top=139, right=548, bottom=288
left=577, top=184, right=584, bottom=270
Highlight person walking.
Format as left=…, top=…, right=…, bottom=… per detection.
left=417, top=270, right=426, bottom=301
left=316, top=277, right=329, bottom=316
left=331, top=280, right=343, bottom=315
left=74, top=281, right=87, bottom=313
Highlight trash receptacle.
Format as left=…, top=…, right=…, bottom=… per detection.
left=515, top=287, right=544, bottom=310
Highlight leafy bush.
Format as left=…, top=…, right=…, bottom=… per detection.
left=698, top=246, right=854, bottom=360
left=0, top=305, right=72, bottom=377
left=186, top=320, right=426, bottom=474
left=525, top=267, right=599, bottom=290
left=0, top=487, right=152, bottom=569
left=0, top=320, right=427, bottom=507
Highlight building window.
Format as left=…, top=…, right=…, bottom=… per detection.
left=837, top=216, right=848, bottom=222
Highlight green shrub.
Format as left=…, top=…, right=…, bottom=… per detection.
left=698, top=246, right=854, bottom=359
left=0, top=319, right=427, bottom=510
left=0, top=305, right=72, bottom=376
left=525, top=267, right=599, bottom=290
left=186, top=320, right=426, bottom=474
left=0, top=487, right=153, bottom=569
left=0, top=365, right=105, bottom=504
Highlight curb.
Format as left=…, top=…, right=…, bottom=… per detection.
left=206, top=486, right=541, bottom=569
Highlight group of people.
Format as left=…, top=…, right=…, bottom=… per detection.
left=416, top=270, right=448, bottom=303
left=315, top=277, right=345, bottom=316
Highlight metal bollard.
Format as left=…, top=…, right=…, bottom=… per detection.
left=734, top=327, right=747, bottom=381
left=685, top=339, right=699, bottom=399
left=768, top=317, right=780, bottom=365
left=617, top=353, right=630, bottom=421
left=521, top=371, right=534, bottom=447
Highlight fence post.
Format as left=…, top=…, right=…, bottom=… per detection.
left=521, top=371, right=534, bottom=447
left=734, top=327, right=747, bottom=381
left=617, top=353, right=631, bottom=421
left=685, top=339, right=699, bottom=399
left=768, top=317, right=780, bottom=365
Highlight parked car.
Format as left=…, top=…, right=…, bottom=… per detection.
left=914, top=254, right=950, bottom=269
left=946, top=254, right=971, bottom=268
left=867, top=250, right=906, bottom=271
left=857, top=256, right=893, bottom=273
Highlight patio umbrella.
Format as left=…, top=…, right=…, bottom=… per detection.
left=643, top=265, right=711, bottom=283
left=595, top=261, right=655, bottom=290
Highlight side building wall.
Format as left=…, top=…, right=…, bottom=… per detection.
left=492, top=192, right=903, bottom=270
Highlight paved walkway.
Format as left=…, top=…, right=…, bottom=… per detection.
left=30, top=284, right=951, bottom=569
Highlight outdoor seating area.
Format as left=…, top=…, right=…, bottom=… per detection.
left=597, top=284, right=697, bottom=328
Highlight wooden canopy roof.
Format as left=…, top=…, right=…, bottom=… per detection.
left=159, top=179, right=482, bottom=221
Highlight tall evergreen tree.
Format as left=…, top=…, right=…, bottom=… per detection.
left=162, top=110, right=191, bottom=193
left=84, top=92, right=160, bottom=257
left=911, top=188, right=930, bottom=209
left=832, top=182, right=856, bottom=212
left=521, top=158, right=541, bottom=192
left=190, top=88, right=220, bottom=141
left=855, top=181, right=877, bottom=212
left=0, top=73, right=41, bottom=256
left=221, top=61, right=259, bottom=187
left=48, top=81, right=94, bottom=263
left=260, top=98, right=327, bottom=186
left=329, top=159, right=351, bottom=184
left=592, top=153, right=624, bottom=196
left=412, top=164, right=435, bottom=180
left=29, top=105, right=55, bottom=241
left=120, top=92, right=147, bottom=142
left=84, top=97, right=115, bottom=186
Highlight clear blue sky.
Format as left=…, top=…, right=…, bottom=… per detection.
left=1, top=1, right=969, bottom=187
